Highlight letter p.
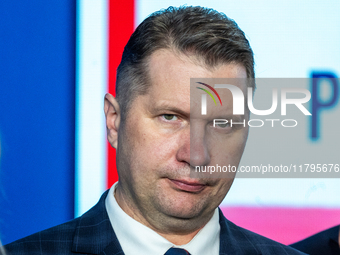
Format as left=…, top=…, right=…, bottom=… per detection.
left=311, top=72, right=339, bottom=140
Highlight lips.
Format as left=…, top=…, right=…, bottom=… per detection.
left=168, top=178, right=206, bottom=193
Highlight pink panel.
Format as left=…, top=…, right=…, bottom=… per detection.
left=221, top=206, right=340, bottom=244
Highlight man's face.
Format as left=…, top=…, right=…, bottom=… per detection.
left=112, top=49, right=249, bottom=233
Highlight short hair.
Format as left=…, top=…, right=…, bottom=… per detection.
left=116, top=6, right=254, bottom=118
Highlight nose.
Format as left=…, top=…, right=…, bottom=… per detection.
left=176, top=121, right=211, bottom=167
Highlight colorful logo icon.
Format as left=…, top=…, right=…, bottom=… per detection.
left=196, top=82, right=222, bottom=106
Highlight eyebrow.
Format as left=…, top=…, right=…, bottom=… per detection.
left=149, top=103, right=190, bottom=118
left=210, top=114, right=245, bottom=121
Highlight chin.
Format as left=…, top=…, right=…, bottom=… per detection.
left=166, top=209, right=198, bottom=219
left=160, top=200, right=208, bottom=220
left=156, top=205, right=211, bottom=234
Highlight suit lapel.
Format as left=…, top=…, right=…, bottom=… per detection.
left=99, top=241, right=125, bottom=255
left=71, top=190, right=124, bottom=255
left=218, top=208, right=261, bottom=255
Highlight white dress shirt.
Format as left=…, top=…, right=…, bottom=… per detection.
left=105, top=182, right=220, bottom=255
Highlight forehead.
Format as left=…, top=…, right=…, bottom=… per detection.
left=145, top=49, right=247, bottom=106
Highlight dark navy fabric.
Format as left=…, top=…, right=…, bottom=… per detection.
left=217, top=209, right=307, bottom=255
left=291, top=225, right=340, bottom=255
left=164, top=247, right=190, bottom=255
left=4, top=190, right=307, bottom=255
left=4, top=191, right=124, bottom=255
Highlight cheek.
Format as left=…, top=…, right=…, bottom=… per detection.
left=136, top=134, right=175, bottom=161
left=125, top=121, right=180, bottom=170
left=206, top=178, right=235, bottom=209
left=211, top=131, right=248, bottom=165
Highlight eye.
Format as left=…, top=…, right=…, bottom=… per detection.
left=213, top=120, right=231, bottom=129
left=162, top=114, right=178, bottom=121
left=216, top=122, right=230, bottom=128
left=211, top=119, right=233, bottom=134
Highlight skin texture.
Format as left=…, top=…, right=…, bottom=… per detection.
left=104, top=49, right=249, bottom=245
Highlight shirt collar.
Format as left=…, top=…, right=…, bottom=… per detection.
left=105, top=182, right=220, bottom=255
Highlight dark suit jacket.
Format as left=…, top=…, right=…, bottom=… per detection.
left=4, top=190, right=306, bottom=255
left=291, top=225, right=340, bottom=255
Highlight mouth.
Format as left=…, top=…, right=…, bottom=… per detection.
left=168, top=178, right=207, bottom=193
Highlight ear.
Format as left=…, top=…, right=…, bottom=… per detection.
left=104, top=93, right=120, bottom=149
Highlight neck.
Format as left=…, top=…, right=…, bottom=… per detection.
left=114, top=183, right=210, bottom=245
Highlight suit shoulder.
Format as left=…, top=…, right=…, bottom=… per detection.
left=221, top=217, right=307, bottom=254
left=4, top=217, right=80, bottom=255
left=290, top=225, right=340, bottom=255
